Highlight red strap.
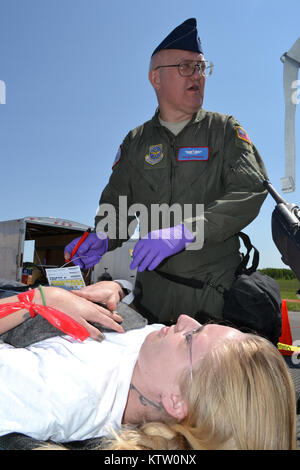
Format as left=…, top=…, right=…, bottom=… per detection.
left=0, top=290, right=90, bottom=342
left=0, top=290, right=36, bottom=319
left=17, top=290, right=37, bottom=318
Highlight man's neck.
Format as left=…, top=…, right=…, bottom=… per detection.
left=159, top=109, right=194, bottom=123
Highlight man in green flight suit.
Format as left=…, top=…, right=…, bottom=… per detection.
left=65, top=18, right=268, bottom=325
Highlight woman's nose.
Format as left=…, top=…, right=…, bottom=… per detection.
left=176, top=314, right=201, bottom=332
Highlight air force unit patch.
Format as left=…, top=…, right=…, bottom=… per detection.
left=235, top=126, right=252, bottom=145
left=145, top=144, right=164, bottom=165
left=177, top=147, right=209, bottom=162
left=112, top=146, right=122, bottom=169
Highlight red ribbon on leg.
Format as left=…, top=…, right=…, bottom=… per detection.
left=0, top=290, right=90, bottom=341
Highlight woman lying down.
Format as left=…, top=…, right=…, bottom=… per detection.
left=0, top=282, right=297, bottom=450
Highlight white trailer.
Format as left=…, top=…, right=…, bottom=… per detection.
left=0, top=216, right=137, bottom=287
left=0, top=216, right=90, bottom=284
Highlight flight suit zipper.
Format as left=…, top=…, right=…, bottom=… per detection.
left=169, top=135, right=177, bottom=204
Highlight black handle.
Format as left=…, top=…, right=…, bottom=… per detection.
left=263, top=180, right=287, bottom=205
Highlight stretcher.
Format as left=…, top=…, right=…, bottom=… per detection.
left=1, top=180, right=300, bottom=449
left=0, top=285, right=299, bottom=449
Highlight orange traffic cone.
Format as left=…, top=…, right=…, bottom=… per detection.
left=278, top=300, right=293, bottom=356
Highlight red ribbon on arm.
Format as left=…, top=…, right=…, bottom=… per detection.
left=0, top=290, right=90, bottom=342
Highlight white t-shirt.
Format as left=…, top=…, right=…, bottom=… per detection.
left=159, top=116, right=191, bottom=135
left=0, top=324, right=162, bottom=442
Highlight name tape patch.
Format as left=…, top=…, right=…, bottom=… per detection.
left=177, top=147, right=209, bottom=162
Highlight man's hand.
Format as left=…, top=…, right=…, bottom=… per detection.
left=64, top=232, right=108, bottom=269
left=71, top=281, right=125, bottom=313
left=130, top=224, right=194, bottom=272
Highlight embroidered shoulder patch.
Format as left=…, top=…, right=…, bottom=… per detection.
left=145, top=144, right=164, bottom=165
left=235, top=126, right=252, bottom=145
left=112, top=146, right=122, bottom=169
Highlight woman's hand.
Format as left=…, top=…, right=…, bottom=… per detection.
left=71, top=281, right=125, bottom=312
left=42, top=286, right=124, bottom=341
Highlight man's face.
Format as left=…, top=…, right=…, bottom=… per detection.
left=137, top=314, right=244, bottom=391
left=149, top=49, right=206, bottom=121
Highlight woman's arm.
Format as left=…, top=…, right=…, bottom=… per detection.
left=0, top=285, right=125, bottom=339
left=0, top=288, right=43, bottom=335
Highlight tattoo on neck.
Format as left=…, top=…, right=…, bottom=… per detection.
left=130, top=383, right=163, bottom=411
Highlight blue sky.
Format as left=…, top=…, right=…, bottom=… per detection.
left=0, top=0, right=300, bottom=268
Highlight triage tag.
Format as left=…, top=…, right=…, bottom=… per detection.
left=46, top=266, right=85, bottom=290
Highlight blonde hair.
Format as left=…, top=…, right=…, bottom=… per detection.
left=104, top=334, right=297, bottom=450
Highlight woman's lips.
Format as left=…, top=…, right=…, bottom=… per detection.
left=160, top=326, right=170, bottom=337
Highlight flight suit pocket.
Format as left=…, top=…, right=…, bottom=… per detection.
left=174, top=146, right=211, bottom=194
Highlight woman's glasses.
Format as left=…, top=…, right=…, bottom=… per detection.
left=184, top=325, right=204, bottom=380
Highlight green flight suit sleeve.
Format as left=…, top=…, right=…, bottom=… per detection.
left=190, top=117, right=268, bottom=247
left=94, top=133, right=136, bottom=251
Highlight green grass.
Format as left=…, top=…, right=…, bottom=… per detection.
left=276, top=279, right=300, bottom=311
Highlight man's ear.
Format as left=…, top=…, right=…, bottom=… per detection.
left=149, top=68, right=161, bottom=91
left=161, top=393, right=188, bottom=421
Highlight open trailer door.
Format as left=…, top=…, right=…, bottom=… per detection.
left=0, top=216, right=91, bottom=285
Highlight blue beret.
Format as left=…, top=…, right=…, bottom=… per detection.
left=151, top=18, right=203, bottom=57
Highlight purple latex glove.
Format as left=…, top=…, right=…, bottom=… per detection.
left=130, top=224, right=194, bottom=272
left=64, top=232, right=108, bottom=270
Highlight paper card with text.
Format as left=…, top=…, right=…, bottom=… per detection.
left=45, top=266, right=85, bottom=290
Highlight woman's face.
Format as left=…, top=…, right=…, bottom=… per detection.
left=137, top=315, right=244, bottom=390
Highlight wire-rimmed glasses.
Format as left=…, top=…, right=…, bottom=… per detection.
left=184, top=325, right=204, bottom=380
left=154, top=60, right=214, bottom=78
